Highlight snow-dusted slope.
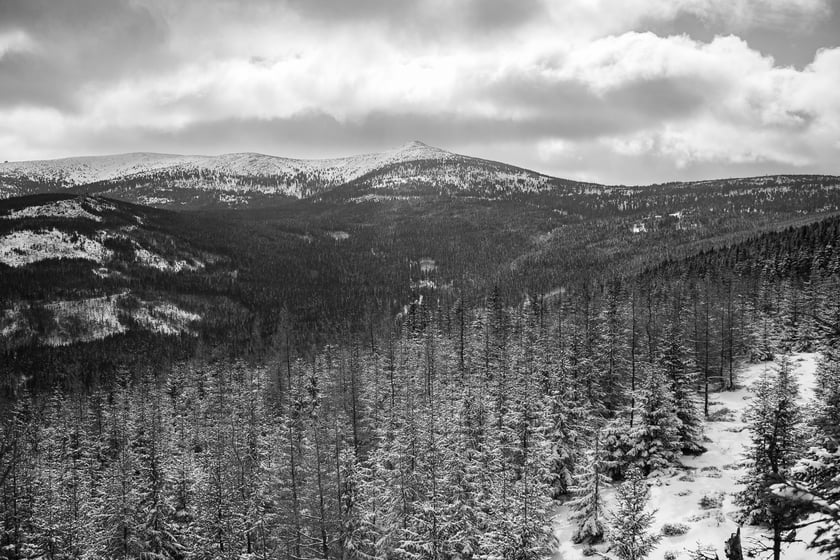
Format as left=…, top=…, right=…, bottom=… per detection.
left=553, top=353, right=830, bottom=560
left=0, top=195, right=218, bottom=348
left=1, top=293, right=201, bottom=347
left=0, top=197, right=113, bottom=221
left=0, top=141, right=458, bottom=193
left=0, top=228, right=113, bottom=267
left=0, top=141, right=579, bottom=208
left=0, top=152, right=199, bottom=186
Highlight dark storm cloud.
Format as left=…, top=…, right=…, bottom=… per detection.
left=0, top=0, right=169, bottom=109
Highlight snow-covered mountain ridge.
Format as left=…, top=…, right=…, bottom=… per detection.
left=0, top=141, right=454, bottom=186
left=0, top=141, right=588, bottom=208
left=2, top=142, right=838, bottom=211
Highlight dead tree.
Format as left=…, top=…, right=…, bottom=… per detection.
left=725, top=527, right=744, bottom=560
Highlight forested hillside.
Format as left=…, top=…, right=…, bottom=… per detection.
left=4, top=0, right=840, bottom=557
left=3, top=180, right=840, bottom=394
left=2, top=210, right=838, bottom=559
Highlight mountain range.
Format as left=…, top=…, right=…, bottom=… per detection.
left=0, top=141, right=581, bottom=208
left=1, top=141, right=840, bottom=376
left=3, top=141, right=839, bottom=212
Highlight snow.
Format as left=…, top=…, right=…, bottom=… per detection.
left=327, top=230, right=350, bottom=241
left=126, top=301, right=201, bottom=336
left=137, top=195, right=174, bottom=206
left=0, top=223, right=207, bottom=273
left=0, top=228, right=201, bottom=273
left=0, top=153, right=200, bottom=185
left=411, top=279, right=437, bottom=289
left=0, top=198, right=103, bottom=222
left=418, top=258, right=436, bottom=273
left=553, top=353, right=829, bottom=560
left=0, top=228, right=112, bottom=267
left=42, top=293, right=128, bottom=346
left=133, top=246, right=203, bottom=272
left=1, top=293, right=201, bottom=346
left=0, top=142, right=460, bottom=196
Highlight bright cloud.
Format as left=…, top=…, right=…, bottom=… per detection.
left=0, top=0, right=837, bottom=184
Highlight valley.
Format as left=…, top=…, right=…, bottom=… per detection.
left=1, top=145, right=838, bottom=560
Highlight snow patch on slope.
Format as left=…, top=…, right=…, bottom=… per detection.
left=1, top=293, right=201, bottom=346
left=0, top=227, right=205, bottom=272
left=326, top=231, right=350, bottom=241
left=42, top=293, right=128, bottom=346
left=133, top=246, right=203, bottom=272
left=0, top=229, right=112, bottom=267
left=129, top=302, right=201, bottom=335
left=0, top=198, right=104, bottom=222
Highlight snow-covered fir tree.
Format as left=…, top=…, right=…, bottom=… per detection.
left=775, top=445, right=840, bottom=559
left=568, top=433, right=609, bottom=545
left=813, top=345, right=840, bottom=444
left=607, top=467, right=661, bottom=560
left=659, top=320, right=706, bottom=455
left=736, top=355, right=807, bottom=560
left=626, top=364, right=681, bottom=475
left=747, top=282, right=778, bottom=363
left=774, top=347, right=840, bottom=559
left=601, top=418, right=632, bottom=480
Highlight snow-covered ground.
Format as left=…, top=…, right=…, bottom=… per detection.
left=0, top=141, right=459, bottom=191
left=0, top=198, right=105, bottom=222
left=0, top=226, right=204, bottom=272
left=326, top=230, right=350, bottom=241
left=0, top=228, right=113, bottom=267
left=132, top=246, right=203, bottom=272
left=553, top=353, right=828, bottom=560
left=1, top=293, right=201, bottom=346
left=129, top=301, right=201, bottom=336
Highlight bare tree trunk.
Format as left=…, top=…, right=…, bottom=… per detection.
left=724, top=527, right=743, bottom=560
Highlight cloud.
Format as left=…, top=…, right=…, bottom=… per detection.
left=0, top=0, right=169, bottom=109
left=0, top=0, right=837, bottom=184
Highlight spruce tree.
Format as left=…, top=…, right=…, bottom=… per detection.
left=626, top=364, right=681, bottom=475
left=774, top=348, right=840, bottom=558
left=659, top=320, right=705, bottom=455
left=568, top=433, right=609, bottom=545
left=736, top=355, right=806, bottom=560
left=776, top=445, right=840, bottom=559
left=813, top=346, right=840, bottom=444
left=601, top=419, right=632, bottom=480
left=607, top=467, right=661, bottom=560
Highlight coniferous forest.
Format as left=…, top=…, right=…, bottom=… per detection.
left=4, top=0, right=840, bottom=557
left=2, top=199, right=840, bottom=559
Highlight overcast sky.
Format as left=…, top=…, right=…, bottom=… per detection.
left=0, top=0, right=838, bottom=184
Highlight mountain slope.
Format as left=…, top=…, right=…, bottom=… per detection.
left=0, top=194, right=243, bottom=356
left=0, top=142, right=459, bottom=187
left=3, top=143, right=839, bottom=212
left=0, top=142, right=593, bottom=208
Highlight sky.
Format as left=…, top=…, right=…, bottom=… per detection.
left=0, top=0, right=838, bottom=185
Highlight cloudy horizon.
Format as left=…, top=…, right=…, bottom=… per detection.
left=1, top=0, right=838, bottom=185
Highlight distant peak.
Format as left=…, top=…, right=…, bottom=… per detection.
left=399, top=140, right=433, bottom=150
